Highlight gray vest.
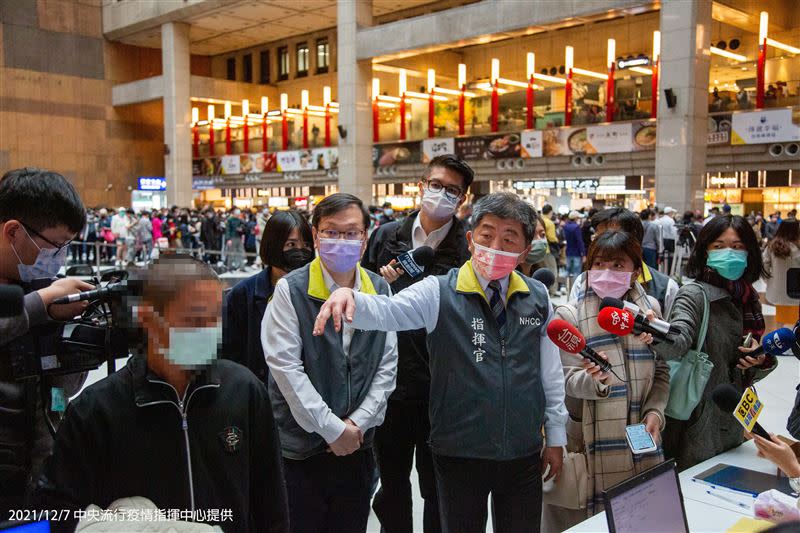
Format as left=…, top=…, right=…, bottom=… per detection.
left=427, top=267, right=549, bottom=461
left=268, top=261, right=390, bottom=460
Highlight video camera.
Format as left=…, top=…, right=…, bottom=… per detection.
left=0, top=271, right=137, bottom=382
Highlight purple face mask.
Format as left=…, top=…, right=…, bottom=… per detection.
left=318, top=238, right=363, bottom=273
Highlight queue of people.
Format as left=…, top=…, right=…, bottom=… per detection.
left=2, top=162, right=800, bottom=533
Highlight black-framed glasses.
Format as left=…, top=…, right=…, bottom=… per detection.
left=424, top=179, right=464, bottom=201
left=318, top=229, right=366, bottom=240
left=20, top=222, right=73, bottom=252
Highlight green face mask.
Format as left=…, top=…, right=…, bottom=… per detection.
left=161, top=323, right=222, bottom=369
left=526, top=239, right=549, bottom=264
left=707, top=248, right=747, bottom=281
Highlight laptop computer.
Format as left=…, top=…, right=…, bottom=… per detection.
left=603, top=459, right=689, bottom=533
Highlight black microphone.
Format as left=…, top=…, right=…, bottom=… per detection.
left=0, top=285, right=25, bottom=318
left=711, top=384, right=770, bottom=440
left=51, top=281, right=128, bottom=305
left=393, top=246, right=435, bottom=278
left=599, top=296, right=678, bottom=342
left=532, top=268, right=556, bottom=289
left=792, top=320, right=800, bottom=360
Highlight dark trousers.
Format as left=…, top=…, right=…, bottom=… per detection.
left=283, top=449, right=374, bottom=533
left=433, top=453, right=542, bottom=533
left=642, top=247, right=658, bottom=269
left=373, top=400, right=441, bottom=533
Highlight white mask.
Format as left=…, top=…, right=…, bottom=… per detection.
left=421, top=189, right=459, bottom=221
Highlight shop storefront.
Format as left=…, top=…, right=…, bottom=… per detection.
left=704, top=169, right=800, bottom=217
left=131, top=177, right=168, bottom=211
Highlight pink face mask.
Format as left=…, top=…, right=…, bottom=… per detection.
left=472, top=242, right=521, bottom=281
left=588, top=269, right=633, bottom=300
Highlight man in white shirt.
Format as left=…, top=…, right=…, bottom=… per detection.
left=655, top=207, right=678, bottom=273
left=314, top=192, right=568, bottom=533
left=362, top=155, right=473, bottom=533
left=110, top=208, right=128, bottom=266
left=262, top=193, right=397, bottom=533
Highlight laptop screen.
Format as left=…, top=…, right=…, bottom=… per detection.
left=604, top=460, right=688, bottom=533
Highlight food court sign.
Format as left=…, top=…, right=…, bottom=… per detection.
left=731, top=108, right=800, bottom=145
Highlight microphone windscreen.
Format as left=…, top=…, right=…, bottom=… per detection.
left=597, top=307, right=636, bottom=336
left=410, top=246, right=435, bottom=267
left=711, top=384, right=742, bottom=413
left=761, top=327, right=796, bottom=356
left=532, top=268, right=556, bottom=289
left=599, top=296, right=625, bottom=311
left=546, top=319, right=586, bottom=354
left=0, top=285, right=25, bottom=318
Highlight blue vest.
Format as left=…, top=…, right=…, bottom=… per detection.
left=426, top=262, right=549, bottom=460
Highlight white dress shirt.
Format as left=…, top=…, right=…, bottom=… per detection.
left=350, top=263, right=568, bottom=447
left=262, top=263, right=398, bottom=444
left=411, top=215, right=453, bottom=250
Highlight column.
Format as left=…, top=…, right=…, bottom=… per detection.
left=162, top=22, right=193, bottom=207
left=654, top=0, right=711, bottom=213
left=337, top=0, right=374, bottom=204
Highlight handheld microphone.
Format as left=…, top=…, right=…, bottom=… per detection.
left=711, top=384, right=770, bottom=440
left=393, top=246, right=435, bottom=278
left=597, top=307, right=638, bottom=337
left=51, top=281, right=128, bottom=305
left=547, top=318, right=611, bottom=372
left=599, top=296, right=677, bottom=343
left=749, top=327, right=796, bottom=358
left=0, top=285, right=25, bottom=318
left=532, top=268, right=556, bottom=289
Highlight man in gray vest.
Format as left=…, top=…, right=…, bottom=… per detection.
left=313, top=192, right=568, bottom=533
left=263, top=193, right=398, bottom=533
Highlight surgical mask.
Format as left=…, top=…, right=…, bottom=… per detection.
left=472, top=241, right=520, bottom=281
left=318, top=238, right=363, bottom=273
left=421, top=189, right=458, bottom=221
left=278, top=248, right=314, bottom=272
left=160, top=323, right=221, bottom=369
left=526, top=239, right=549, bottom=265
left=588, top=269, right=633, bottom=300
left=707, top=248, right=747, bottom=281
left=11, top=227, right=69, bottom=282
left=384, top=208, right=394, bottom=217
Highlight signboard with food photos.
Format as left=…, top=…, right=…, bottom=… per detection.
left=373, top=141, right=423, bottom=167
left=455, top=133, right=522, bottom=160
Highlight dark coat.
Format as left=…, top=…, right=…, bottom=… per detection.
left=655, top=281, right=776, bottom=470
left=34, top=355, right=289, bottom=533
left=222, top=268, right=274, bottom=382
left=362, top=211, right=470, bottom=402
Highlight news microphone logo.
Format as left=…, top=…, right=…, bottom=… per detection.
left=733, top=387, right=763, bottom=433
left=762, top=327, right=794, bottom=355
left=396, top=251, right=425, bottom=278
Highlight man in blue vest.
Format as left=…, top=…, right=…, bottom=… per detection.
left=313, top=192, right=568, bottom=533
left=263, top=193, right=398, bottom=533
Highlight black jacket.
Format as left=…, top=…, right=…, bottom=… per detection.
left=222, top=268, right=274, bottom=382
left=362, top=211, right=470, bottom=402
left=34, top=355, right=289, bottom=533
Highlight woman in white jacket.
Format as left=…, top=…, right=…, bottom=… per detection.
left=763, top=218, right=800, bottom=327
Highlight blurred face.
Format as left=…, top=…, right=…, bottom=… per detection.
left=708, top=227, right=745, bottom=252
left=468, top=213, right=530, bottom=257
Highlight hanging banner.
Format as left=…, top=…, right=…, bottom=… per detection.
left=422, top=138, right=455, bottom=163
left=276, top=151, right=302, bottom=172
left=541, top=122, right=650, bottom=156
left=731, top=108, right=800, bottom=145
left=455, top=133, right=521, bottom=160
left=373, top=141, right=422, bottom=167
left=311, top=147, right=339, bottom=169
left=707, top=114, right=732, bottom=145
left=220, top=155, right=240, bottom=175
left=631, top=121, right=657, bottom=151
left=520, top=130, right=543, bottom=158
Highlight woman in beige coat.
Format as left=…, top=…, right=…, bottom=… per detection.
left=763, top=218, right=800, bottom=327
left=542, top=231, right=670, bottom=532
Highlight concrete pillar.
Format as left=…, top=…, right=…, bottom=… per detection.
left=162, top=22, right=193, bottom=207
left=655, top=0, right=712, bottom=213
left=337, top=0, right=374, bottom=204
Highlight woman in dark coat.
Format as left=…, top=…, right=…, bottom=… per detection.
left=656, top=215, right=776, bottom=470
left=221, top=210, right=313, bottom=381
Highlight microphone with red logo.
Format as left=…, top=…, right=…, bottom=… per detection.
left=546, top=319, right=611, bottom=372
left=597, top=303, right=675, bottom=344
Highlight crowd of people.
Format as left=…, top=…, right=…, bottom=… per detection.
left=1, top=162, right=800, bottom=533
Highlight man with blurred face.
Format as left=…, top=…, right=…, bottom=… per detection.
left=313, top=192, right=568, bottom=533
left=263, top=193, right=398, bottom=533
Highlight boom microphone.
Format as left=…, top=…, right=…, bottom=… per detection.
left=0, top=285, right=25, bottom=318
left=600, top=296, right=680, bottom=335
left=711, top=384, right=770, bottom=440
left=547, top=318, right=611, bottom=373
left=597, top=306, right=674, bottom=344
left=393, top=246, right=435, bottom=278
left=532, top=268, right=556, bottom=289
left=51, top=281, right=128, bottom=305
